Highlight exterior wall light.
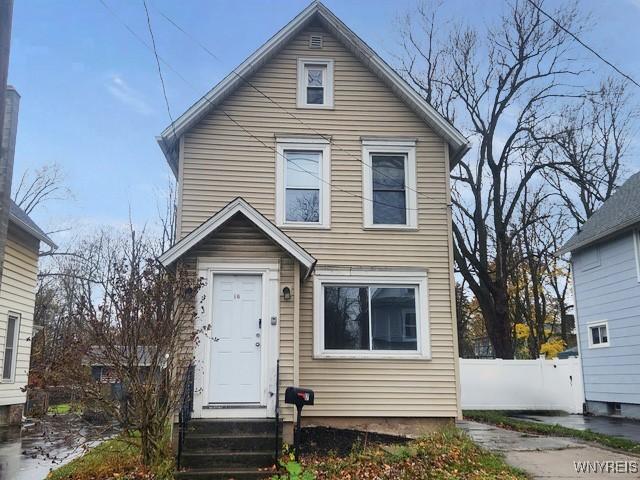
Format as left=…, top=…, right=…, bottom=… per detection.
left=282, top=286, right=292, bottom=301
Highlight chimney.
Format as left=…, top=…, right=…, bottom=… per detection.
left=1, top=85, right=20, bottom=198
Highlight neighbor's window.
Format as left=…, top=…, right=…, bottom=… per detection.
left=589, top=322, right=609, bottom=348
left=2, top=313, right=20, bottom=382
left=362, top=141, right=417, bottom=228
left=276, top=139, right=330, bottom=228
left=314, top=271, right=429, bottom=358
left=297, top=59, right=334, bottom=108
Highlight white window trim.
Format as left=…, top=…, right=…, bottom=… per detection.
left=587, top=320, right=610, bottom=349
left=362, top=141, right=418, bottom=229
left=2, top=312, right=20, bottom=383
left=276, top=139, right=331, bottom=229
left=313, top=269, right=430, bottom=359
left=296, top=58, right=334, bottom=109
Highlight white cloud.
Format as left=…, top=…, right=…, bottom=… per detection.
left=106, top=74, right=153, bottom=115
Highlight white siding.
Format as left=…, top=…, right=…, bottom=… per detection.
left=0, top=226, right=39, bottom=406
left=179, top=24, right=458, bottom=418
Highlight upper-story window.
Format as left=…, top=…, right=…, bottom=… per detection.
left=297, top=59, right=334, bottom=108
left=276, top=138, right=331, bottom=228
left=362, top=139, right=418, bottom=229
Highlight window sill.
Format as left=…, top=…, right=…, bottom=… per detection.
left=588, top=343, right=610, bottom=349
left=280, top=224, right=331, bottom=230
left=363, top=226, right=419, bottom=232
left=314, top=352, right=431, bottom=360
left=296, top=104, right=335, bottom=110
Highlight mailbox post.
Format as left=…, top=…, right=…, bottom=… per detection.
left=284, top=386, right=314, bottom=461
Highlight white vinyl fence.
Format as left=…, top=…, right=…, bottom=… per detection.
left=459, top=357, right=584, bottom=414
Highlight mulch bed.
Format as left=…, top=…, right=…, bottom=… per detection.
left=298, top=426, right=410, bottom=456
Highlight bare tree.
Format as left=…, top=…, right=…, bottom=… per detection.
left=544, top=78, right=636, bottom=227
left=13, top=163, right=71, bottom=215
left=400, top=0, right=586, bottom=357
left=68, top=229, right=204, bottom=466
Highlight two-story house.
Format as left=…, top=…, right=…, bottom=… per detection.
left=559, top=172, right=640, bottom=420
left=158, top=3, right=468, bottom=476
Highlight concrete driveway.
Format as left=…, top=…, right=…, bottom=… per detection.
left=459, top=420, right=640, bottom=479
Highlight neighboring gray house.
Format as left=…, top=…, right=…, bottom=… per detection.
left=559, top=172, right=640, bottom=419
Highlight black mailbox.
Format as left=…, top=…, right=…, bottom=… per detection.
left=284, top=386, right=314, bottom=460
left=285, top=387, right=314, bottom=407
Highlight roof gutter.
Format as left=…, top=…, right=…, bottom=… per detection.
left=9, top=212, right=57, bottom=250
left=556, top=219, right=640, bottom=256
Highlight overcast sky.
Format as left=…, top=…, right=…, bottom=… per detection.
left=8, top=0, right=640, bottom=245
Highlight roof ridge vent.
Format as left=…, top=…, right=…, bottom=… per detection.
left=309, top=34, right=323, bottom=49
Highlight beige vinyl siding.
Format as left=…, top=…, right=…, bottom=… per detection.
left=185, top=214, right=296, bottom=421
left=0, top=225, right=39, bottom=406
left=180, top=25, right=457, bottom=417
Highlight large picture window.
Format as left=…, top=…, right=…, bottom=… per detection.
left=276, top=139, right=331, bottom=228
left=362, top=140, right=417, bottom=229
left=314, top=271, right=429, bottom=359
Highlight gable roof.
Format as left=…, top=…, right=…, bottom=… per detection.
left=558, top=172, right=640, bottom=255
left=157, top=1, right=469, bottom=175
left=9, top=199, right=57, bottom=249
left=158, top=197, right=317, bottom=277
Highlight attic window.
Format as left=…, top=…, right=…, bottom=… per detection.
left=297, top=58, right=334, bottom=108
left=309, top=35, right=323, bottom=49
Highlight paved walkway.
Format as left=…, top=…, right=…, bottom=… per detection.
left=459, top=420, right=640, bottom=479
left=511, top=413, right=640, bottom=443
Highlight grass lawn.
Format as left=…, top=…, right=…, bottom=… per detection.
left=464, top=410, right=640, bottom=454
left=293, top=427, right=527, bottom=480
left=47, top=434, right=173, bottom=480
left=48, top=403, right=78, bottom=415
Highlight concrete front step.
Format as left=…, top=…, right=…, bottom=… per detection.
left=187, top=418, right=280, bottom=436
left=180, top=451, right=275, bottom=469
left=174, top=467, right=273, bottom=480
left=184, top=433, right=275, bottom=452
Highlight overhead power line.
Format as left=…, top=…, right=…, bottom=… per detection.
left=150, top=4, right=449, bottom=207
left=526, top=0, right=640, bottom=89
left=97, top=0, right=446, bottom=213
left=142, top=0, right=178, bottom=143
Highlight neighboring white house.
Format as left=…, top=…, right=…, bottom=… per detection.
left=0, top=87, right=56, bottom=425
left=559, top=172, right=640, bottom=419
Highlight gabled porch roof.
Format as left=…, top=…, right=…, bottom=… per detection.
left=158, top=197, right=317, bottom=277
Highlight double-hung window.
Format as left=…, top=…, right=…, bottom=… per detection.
left=2, top=313, right=20, bottom=382
left=297, top=59, right=334, bottom=108
left=588, top=321, right=609, bottom=348
left=362, top=140, right=417, bottom=228
left=276, top=138, right=330, bottom=228
left=314, top=270, right=429, bottom=359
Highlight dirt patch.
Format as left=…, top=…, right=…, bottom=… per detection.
left=299, top=426, right=410, bottom=456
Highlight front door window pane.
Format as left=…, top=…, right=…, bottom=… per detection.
left=371, top=287, right=417, bottom=350
left=372, top=155, right=407, bottom=224
left=324, top=286, right=370, bottom=350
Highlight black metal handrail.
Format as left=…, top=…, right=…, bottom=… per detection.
left=274, top=358, right=280, bottom=464
left=177, top=364, right=195, bottom=470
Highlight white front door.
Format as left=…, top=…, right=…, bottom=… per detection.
left=209, top=274, right=262, bottom=404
